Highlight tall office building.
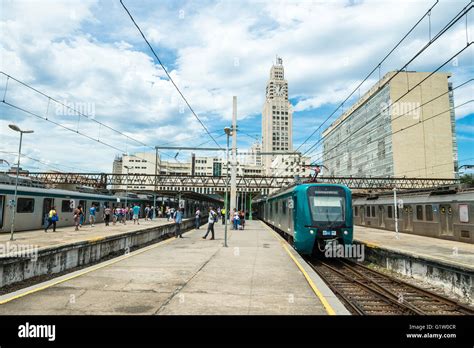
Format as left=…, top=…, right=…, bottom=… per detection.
left=262, top=57, right=293, bottom=174
left=322, top=71, right=458, bottom=179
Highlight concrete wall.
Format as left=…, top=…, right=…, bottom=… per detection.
left=390, top=72, right=455, bottom=178
left=0, top=218, right=201, bottom=289
left=357, top=241, right=473, bottom=305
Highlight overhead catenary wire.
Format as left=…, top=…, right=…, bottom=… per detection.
left=302, top=1, right=473, bottom=162
left=313, top=79, right=473, bottom=169
left=278, top=0, right=471, bottom=176
left=283, top=0, right=441, bottom=160
left=308, top=42, right=472, bottom=172
left=120, top=0, right=222, bottom=149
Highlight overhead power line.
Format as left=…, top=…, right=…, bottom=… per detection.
left=120, top=0, right=222, bottom=149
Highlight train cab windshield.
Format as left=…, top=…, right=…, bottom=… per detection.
left=307, top=186, right=346, bottom=227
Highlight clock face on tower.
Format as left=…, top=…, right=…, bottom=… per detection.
left=275, top=84, right=284, bottom=96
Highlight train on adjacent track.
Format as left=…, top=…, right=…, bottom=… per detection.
left=352, top=188, right=474, bottom=243
left=256, top=183, right=353, bottom=255
left=0, top=176, right=216, bottom=232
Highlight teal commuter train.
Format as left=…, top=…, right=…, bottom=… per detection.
left=256, top=183, right=353, bottom=255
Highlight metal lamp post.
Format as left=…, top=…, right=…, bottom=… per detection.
left=8, top=124, right=34, bottom=241
left=224, top=126, right=232, bottom=248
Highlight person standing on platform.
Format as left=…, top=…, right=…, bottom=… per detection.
left=73, top=207, right=81, bottom=231
left=233, top=209, right=239, bottom=230
left=240, top=210, right=245, bottom=230
left=174, top=208, right=184, bottom=238
left=89, top=204, right=97, bottom=227
left=45, top=206, right=58, bottom=233
left=144, top=205, right=150, bottom=221
left=132, top=204, right=141, bottom=225
left=202, top=207, right=216, bottom=240
left=195, top=207, right=201, bottom=229
left=78, top=205, right=84, bottom=228
left=104, top=205, right=111, bottom=226
left=221, top=207, right=226, bottom=224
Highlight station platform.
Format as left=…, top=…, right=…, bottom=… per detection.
left=0, top=218, right=170, bottom=253
left=0, top=220, right=349, bottom=315
left=354, top=225, right=474, bottom=303
left=354, top=226, right=474, bottom=272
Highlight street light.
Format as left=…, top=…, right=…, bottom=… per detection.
left=224, top=126, right=232, bottom=247
left=8, top=124, right=34, bottom=241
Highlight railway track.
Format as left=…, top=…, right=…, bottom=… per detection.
left=307, top=258, right=474, bottom=315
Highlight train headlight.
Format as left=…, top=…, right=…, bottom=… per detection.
left=343, top=230, right=348, bottom=235
left=310, top=230, right=314, bottom=234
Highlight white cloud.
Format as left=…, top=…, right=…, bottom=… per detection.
left=0, top=0, right=472, bottom=172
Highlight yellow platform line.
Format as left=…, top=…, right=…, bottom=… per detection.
left=0, top=233, right=181, bottom=305
left=261, top=223, right=336, bottom=315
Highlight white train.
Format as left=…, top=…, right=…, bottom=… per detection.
left=0, top=183, right=149, bottom=232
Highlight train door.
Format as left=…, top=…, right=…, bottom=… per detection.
left=0, top=195, right=4, bottom=229
left=440, top=204, right=454, bottom=236
left=378, top=206, right=384, bottom=228
left=290, top=196, right=297, bottom=233
left=287, top=197, right=294, bottom=236
left=42, top=198, right=54, bottom=227
left=402, top=206, right=413, bottom=232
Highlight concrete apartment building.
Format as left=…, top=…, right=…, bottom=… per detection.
left=322, top=71, right=458, bottom=179
left=261, top=57, right=294, bottom=174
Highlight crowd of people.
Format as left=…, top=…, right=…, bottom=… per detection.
left=44, top=202, right=251, bottom=241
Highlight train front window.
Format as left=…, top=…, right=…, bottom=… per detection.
left=307, top=186, right=346, bottom=226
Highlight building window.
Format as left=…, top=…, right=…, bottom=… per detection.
left=17, top=198, right=34, bottom=213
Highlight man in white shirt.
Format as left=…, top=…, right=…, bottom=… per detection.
left=202, top=207, right=216, bottom=240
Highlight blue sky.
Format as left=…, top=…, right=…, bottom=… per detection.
left=0, top=0, right=472, bottom=174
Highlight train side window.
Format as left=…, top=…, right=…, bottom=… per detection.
left=425, top=205, right=433, bottom=221
left=366, top=206, right=370, bottom=217
left=371, top=206, right=375, bottom=217
left=17, top=198, right=34, bottom=213
left=387, top=205, right=393, bottom=218
left=282, top=200, right=287, bottom=215
left=459, top=204, right=469, bottom=223
left=354, top=206, right=358, bottom=216
left=61, top=200, right=73, bottom=213
left=416, top=205, right=423, bottom=220
left=92, top=201, right=100, bottom=212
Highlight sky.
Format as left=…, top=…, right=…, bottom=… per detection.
left=0, top=0, right=473, bottom=175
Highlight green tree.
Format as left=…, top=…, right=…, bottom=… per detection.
left=460, top=174, right=474, bottom=187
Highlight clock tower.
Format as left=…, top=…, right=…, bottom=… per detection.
left=261, top=57, right=293, bottom=174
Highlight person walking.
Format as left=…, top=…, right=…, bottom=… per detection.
left=132, top=204, right=141, bottom=225
left=195, top=207, right=201, bottom=229
left=174, top=208, right=184, bottom=238
left=104, top=205, right=111, bottom=226
left=89, top=204, right=97, bottom=227
left=45, top=206, right=58, bottom=233
left=202, top=207, right=216, bottom=240
left=73, top=207, right=80, bottom=231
